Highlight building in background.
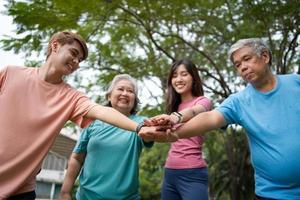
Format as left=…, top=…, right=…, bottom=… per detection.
left=36, top=134, right=76, bottom=200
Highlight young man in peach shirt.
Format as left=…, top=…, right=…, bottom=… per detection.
left=0, top=31, right=161, bottom=200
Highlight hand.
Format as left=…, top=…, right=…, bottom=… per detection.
left=152, top=129, right=179, bottom=143
left=59, top=192, right=72, bottom=200
left=144, top=114, right=176, bottom=126
left=138, top=126, right=167, bottom=142
left=138, top=127, right=179, bottom=143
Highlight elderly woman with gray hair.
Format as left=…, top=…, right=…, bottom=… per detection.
left=59, top=74, right=153, bottom=200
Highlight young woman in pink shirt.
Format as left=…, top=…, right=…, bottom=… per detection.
left=159, top=59, right=212, bottom=200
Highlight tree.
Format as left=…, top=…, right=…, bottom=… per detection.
left=1, top=0, right=299, bottom=199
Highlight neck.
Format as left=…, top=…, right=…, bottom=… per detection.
left=180, top=93, right=194, bottom=102
left=118, top=109, right=131, bottom=117
left=39, top=62, right=63, bottom=84
left=252, top=73, right=276, bottom=92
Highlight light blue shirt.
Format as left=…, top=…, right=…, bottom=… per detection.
left=74, top=115, right=153, bottom=200
left=217, top=74, right=300, bottom=199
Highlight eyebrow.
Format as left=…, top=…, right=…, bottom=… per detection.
left=233, top=54, right=251, bottom=65
left=71, top=48, right=84, bottom=60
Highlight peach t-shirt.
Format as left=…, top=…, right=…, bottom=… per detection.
left=165, top=96, right=212, bottom=169
left=0, top=66, right=97, bottom=198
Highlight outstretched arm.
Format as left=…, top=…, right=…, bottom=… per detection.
left=145, top=104, right=208, bottom=126
left=140, top=110, right=226, bottom=142
left=85, top=105, right=138, bottom=132
left=175, top=109, right=226, bottom=138
left=59, top=153, right=86, bottom=200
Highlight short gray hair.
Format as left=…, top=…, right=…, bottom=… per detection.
left=105, top=74, right=139, bottom=114
left=228, top=38, right=272, bottom=66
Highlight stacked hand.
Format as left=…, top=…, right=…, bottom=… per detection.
left=138, top=114, right=179, bottom=143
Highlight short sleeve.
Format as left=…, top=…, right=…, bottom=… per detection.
left=68, top=91, right=98, bottom=128
left=194, top=96, right=212, bottom=111
left=133, top=115, right=154, bottom=149
left=216, top=94, right=240, bottom=125
left=73, top=126, right=92, bottom=153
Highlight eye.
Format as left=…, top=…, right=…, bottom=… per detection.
left=244, top=56, right=251, bottom=61
left=181, top=72, right=188, bottom=76
left=70, top=50, right=77, bottom=56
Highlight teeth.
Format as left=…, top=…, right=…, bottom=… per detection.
left=176, top=85, right=185, bottom=88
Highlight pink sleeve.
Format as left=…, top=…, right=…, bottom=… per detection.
left=69, top=91, right=98, bottom=128
left=194, top=96, right=212, bottom=111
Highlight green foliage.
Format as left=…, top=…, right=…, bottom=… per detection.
left=205, top=128, right=254, bottom=200
left=139, top=143, right=169, bottom=199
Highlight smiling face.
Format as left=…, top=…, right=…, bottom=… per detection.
left=107, top=79, right=136, bottom=116
left=232, top=46, right=271, bottom=84
left=171, top=64, right=193, bottom=100
left=50, top=40, right=84, bottom=76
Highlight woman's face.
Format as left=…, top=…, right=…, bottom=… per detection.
left=108, top=79, right=136, bottom=115
left=171, top=64, right=193, bottom=98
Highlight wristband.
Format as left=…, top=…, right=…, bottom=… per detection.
left=171, top=112, right=183, bottom=124
left=135, top=122, right=145, bottom=133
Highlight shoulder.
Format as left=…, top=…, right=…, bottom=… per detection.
left=2, top=65, right=31, bottom=73
left=60, top=83, right=90, bottom=100
left=193, top=96, right=212, bottom=110
left=278, top=74, right=300, bottom=83
left=1, top=66, right=36, bottom=81
left=220, top=86, right=250, bottom=107
left=81, top=120, right=105, bottom=136
left=89, top=120, right=105, bottom=129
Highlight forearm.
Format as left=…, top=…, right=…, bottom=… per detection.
left=176, top=110, right=226, bottom=138
left=169, top=104, right=207, bottom=124
left=86, top=105, right=138, bottom=132
left=61, top=155, right=84, bottom=194
left=179, top=104, right=207, bottom=123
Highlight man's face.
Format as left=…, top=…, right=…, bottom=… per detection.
left=232, top=46, right=270, bottom=83
left=51, top=40, right=84, bottom=76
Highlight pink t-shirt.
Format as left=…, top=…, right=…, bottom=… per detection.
left=165, top=96, right=212, bottom=169
left=0, top=66, right=97, bottom=198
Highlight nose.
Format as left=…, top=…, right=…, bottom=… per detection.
left=175, top=75, right=183, bottom=82
left=121, top=90, right=129, bottom=96
left=72, top=57, right=80, bottom=68
left=73, top=57, right=80, bottom=64
left=240, top=61, right=248, bottom=72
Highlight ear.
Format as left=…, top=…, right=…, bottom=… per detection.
left=107, top=93, right=111, bottom=102
left=51, top=41, right=59, bottom=52
left=261, top=51, right=270, bottom=64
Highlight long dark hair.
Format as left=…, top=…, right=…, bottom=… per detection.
left=166, top=59, right=204, bottom=114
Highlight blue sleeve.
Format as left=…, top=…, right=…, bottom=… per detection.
left=216, top=93, right=241, bottom=125
left=73, top=124, right=93, bottom=153
left=134, top=115, right=154, bottom=149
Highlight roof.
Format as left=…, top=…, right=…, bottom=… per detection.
left=50, top=133, right=77, bottom=158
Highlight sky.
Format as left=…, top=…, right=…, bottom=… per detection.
left=0, top=2, right=25, bottom=69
